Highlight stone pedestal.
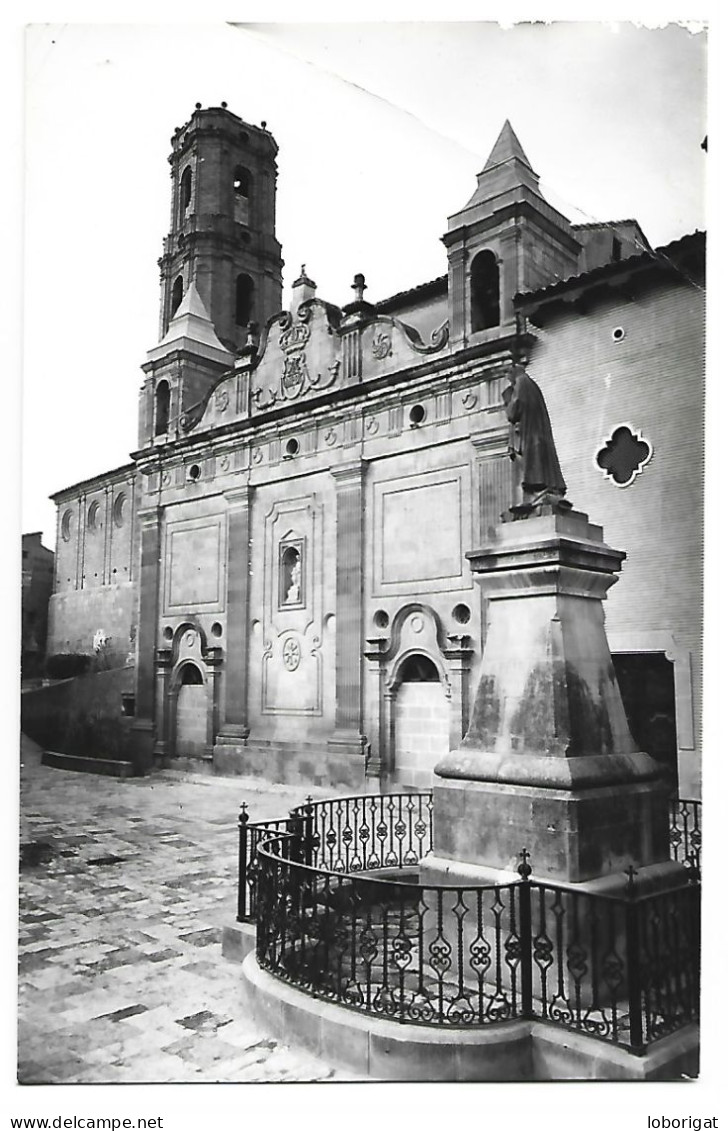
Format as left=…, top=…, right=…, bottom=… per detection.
left=434, top=506, right=672, bottom=883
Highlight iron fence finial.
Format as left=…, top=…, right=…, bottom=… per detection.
left=517, top=848, right=532, bottom=879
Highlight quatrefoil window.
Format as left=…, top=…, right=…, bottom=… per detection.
left=596, top=424, right=653, bottom=487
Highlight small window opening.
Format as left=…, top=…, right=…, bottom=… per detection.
left=235, top=274, right=254, bottom=327
left=471, top=250, right=500, bottom=332
left=180, top=167, right=192, bottom=216
left=112, top=492, right=127, bottom=528
left=284, top=437, right=299, bottom=458
left=611, top=237, right=622, bottom=263
left=452, top=603, right=471, bottom=625
left=233, top=166, right=250, bottom=198
left=409, top=404, right=426, bottom=427
left=120, top=693, right=136, bottom=717
left=179, top=662, right=203, bottom=686
left=155, top=381, right=170, bottom=436
left=171, top=276, right=184, bottom=318
left=399, top=654, right=440, bottom=683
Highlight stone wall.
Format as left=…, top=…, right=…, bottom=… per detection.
left=49, top=467, right=138, bottom=668
left=528, top=278, right=705, bottom=796
left=48, top=583, right=137, bottom=669
left=21, top=666, right=141, bottom=769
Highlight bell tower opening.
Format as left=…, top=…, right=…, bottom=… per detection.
left=233, top=165, right=251, bottom=225
left=179, top=166, right=192, bottom=220
left=170, top=276, right=184, bottom=319
left=470, top=250, right=501, bottom=331
left=154, top=381, right=170, bottom=436
left=235, top=273, right=254, bottom=327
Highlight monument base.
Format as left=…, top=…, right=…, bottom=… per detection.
left=432, top=774, right=673, bottom=883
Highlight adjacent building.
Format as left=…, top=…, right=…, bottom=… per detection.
left=21, top=532, right=55, bottom=678
left=46, top=106, right=705, bottom=797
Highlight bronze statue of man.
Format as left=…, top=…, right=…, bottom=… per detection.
left=503, top=363, right=567, bottom=505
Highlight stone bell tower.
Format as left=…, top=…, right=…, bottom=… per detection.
left=443, top=120, right=581, bottom=347
left=158, top=103, right=284, bottom=353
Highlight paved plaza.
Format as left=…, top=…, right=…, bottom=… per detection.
left=17, top=735, right=355, bottom=1084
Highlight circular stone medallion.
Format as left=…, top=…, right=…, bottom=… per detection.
left=282, top=638, right=301, bottom=671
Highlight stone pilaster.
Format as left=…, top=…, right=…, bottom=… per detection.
left=498, top=227, right=522, bottom=325
left=447, top=239, right=468, bottom=347
left=443, top=633, right=473, bottom=749
left=217, top=485, right=253, bottom=744
left=153, top=647, right=173, bottom=761
left=328, top=461, right=367, bottom=758
left=471, top=430, right=515, bottom=543
left=76, top=493, right=86, bottom=590
left=131, top=506, right=162, bottom=768
left=203, top=646, right=224, bottom=757
left=363, top=637, right=388, bottom=777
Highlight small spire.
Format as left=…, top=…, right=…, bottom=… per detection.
left=482, top=120, right=533, bottom=173
left=352, top=273, right=367, bottom=303
left=293, top=264, right=316, bottom=288
left=290, top=265, right=316, bottom=312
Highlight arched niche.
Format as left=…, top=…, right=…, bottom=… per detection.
left=364, top=604, right=472, bottom=787
left=154, top=621, right=223, bottom=763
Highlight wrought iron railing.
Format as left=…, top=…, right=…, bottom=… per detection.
left=253, top=835, right=700, bottom=1053
left=668, top=797, right=701, bottom=875
left=238, top=791, right=701, bottom=920
left=527, top=869, right=700, bottom=1050
left=255, top=833, right=523, bottom=1027
left=237, top=792, right=433, bottom=921
left=238, top=791, right=701, bottom=1053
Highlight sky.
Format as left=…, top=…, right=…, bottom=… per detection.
left=19, top=20, right=707, bottom=548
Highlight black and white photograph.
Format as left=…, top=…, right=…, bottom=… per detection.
left=8, top=9, right=717, bottom=1123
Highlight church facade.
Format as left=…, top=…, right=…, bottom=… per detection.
left=47, top=105, right=705, bottom=797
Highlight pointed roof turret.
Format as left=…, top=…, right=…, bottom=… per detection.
left=481, top=119, right=533, bottom=173
left=452, top=120, right=544, bottom=219
left=146, top=282, right=233, bottom=365
left=442, top=119, right=581, bottom=341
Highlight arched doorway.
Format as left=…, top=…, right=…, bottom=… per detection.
left=175, top=662, right=207, bottom=757
left=393, top=653, right=450, bottom=787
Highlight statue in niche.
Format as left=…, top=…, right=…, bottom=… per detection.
left=503, top=363, right=569, bottom=510
left=286, top=559, right=301, bottom=604
left=280, top=543, right=303, bottom=607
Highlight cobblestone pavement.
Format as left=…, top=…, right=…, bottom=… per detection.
left=18, top=736, right=357, bottom=1084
